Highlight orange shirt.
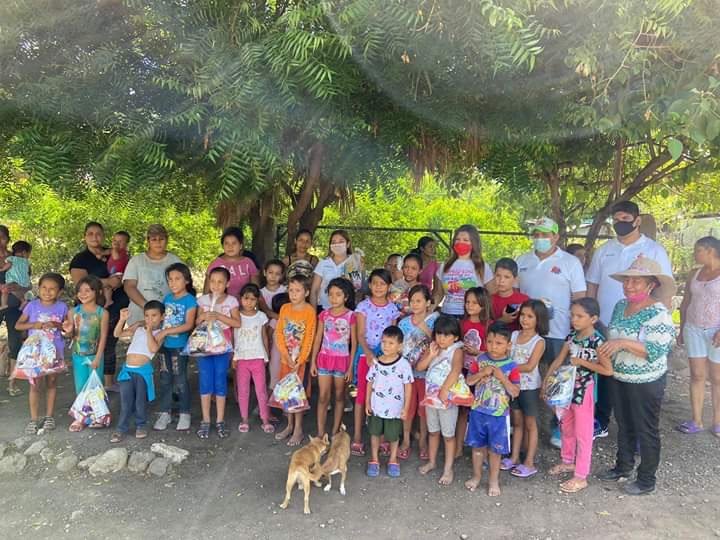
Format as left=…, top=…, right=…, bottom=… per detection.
left=275, top=303, right=317, bottom=377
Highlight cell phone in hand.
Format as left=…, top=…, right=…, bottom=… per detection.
left=505, top=304, right=520, bottom=314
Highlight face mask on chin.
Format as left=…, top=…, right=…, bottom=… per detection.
left=613, top=220, right=638, bottom=237
left=627, top=290, right=651, bottom=303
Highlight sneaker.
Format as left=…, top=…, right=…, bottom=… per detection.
left=176, top=413, right=191, bottom=431
left=593, top=420, right=609, bottom=440
left=623, top=481, right=654, bottom=496
left=597, top=468, right=632, bottom=482
left=550, top=427, right=561, bottom=449
left=153, top=412, right=172, bottom=431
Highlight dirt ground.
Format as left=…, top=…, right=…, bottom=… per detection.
left=1, top=344, right=719, bottom=540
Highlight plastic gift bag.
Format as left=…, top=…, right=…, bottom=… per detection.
left=471, top=377, right=511, bottom=416
left=423, top=374, right=474, bottom=408
left=545, top=365, right=577, bottom=410
left=185, top=321, right=230, bottom=356
left=268, top=372, right=310, bottom=413
left=13, top=333, right=64, bottom=382
left=69, top=369, right=111, bottom=427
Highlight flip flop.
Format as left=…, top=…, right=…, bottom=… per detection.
left=511, top=464, right=538, bottom=478
left=261, top=423, right=275, bottom=434
left=419, top=449, right=429, bottom=461
left=351, top=441, right=365, bottom=456
left=379, top=441, right=391, bottom=457
left=677, top=421, right=703, bottom=434
left=500, top=458, right=516, bottom=471
left=397, top=447, right=411, bottom=461
left=560, top=477, right=588, bottom=493
left=713, top=425, right=720, bottom=438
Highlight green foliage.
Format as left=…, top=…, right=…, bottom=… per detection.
left=317, top=175, right=531, bottom=268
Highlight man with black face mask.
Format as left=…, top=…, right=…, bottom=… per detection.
left=586, top=201, right=672, bottom=438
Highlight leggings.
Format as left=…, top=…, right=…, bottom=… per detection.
left=236, top=359, right=270, bottom=422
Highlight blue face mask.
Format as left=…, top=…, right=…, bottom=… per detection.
left=533, top=238, right=553, bottom=253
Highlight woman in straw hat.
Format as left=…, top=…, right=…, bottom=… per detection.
left=596, top=256, right=676, bottom=496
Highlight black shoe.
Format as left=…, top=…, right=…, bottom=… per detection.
left=597, top=468, right=632, bottom=481
left=623, top=481, right=654, bottom=495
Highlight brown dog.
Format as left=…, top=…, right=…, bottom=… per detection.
left=279, top=434, right=330, bottom=514
left=319, top=425, right=351, bottom=496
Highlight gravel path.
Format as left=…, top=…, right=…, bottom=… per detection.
left=0, top=344, right=718, bottom=540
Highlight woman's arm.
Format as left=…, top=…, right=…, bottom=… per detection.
left=123, top=279, right=147, bottom=310
left=677, top=272, right=694, bottom=344
left=517, top=339, right=545, bottom=373
left=310, top=273, right=322, bottom=308
left=572, top=349, right=614, bottom=376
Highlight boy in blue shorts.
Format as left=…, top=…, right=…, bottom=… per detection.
left=464, top=322, right=520, bottom=496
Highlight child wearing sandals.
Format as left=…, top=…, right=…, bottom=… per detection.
left=415, top=315, right=464, bottom=486
left=542, top=298, right=612, bottom=493
left=366, top=325, right=414, bottom=478
left=196, top=267, right=241, bottom=439
left=310, top=277, right=357, bottom=438
left=67, top=275, right=109, bottom=432
left=15, top=273, right=71, bottom=434
left=397, top=284, right=438, bottom=461
left=353, top=268, right=400, bottom=456
left=502, top=300, right=548, bottom=478
left=233, top=283, right=273, bottom=434
left=275, top=275, right=317, bottom=446
left=464, top=323, right=520, bottom=496
left=111, top=303, right=164, bottom=442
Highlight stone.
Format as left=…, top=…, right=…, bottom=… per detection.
left=40, top=447, right=56, bottom=462
left=0, top=453, right=27, bottom=474
left=78, top=455, right=100, bottom=470
left=0, top=442, right=7, bottom=458
left=56, top=455, right=78, bottom=473
left=70, top=510, right=84, bottom=521
left=128, top=451, right=155, bottom=474
left=148, top=457, right=170, bottom=477
left=12, top=436, right=32, bottom=450
left=23, top=439, right=48, bottom=456
left=89, top=448, right=128, bottom=476
left=150, top=443, right=189, bottom=464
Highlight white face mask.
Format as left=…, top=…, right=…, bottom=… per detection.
left=330, top=242, right=348, bottom=257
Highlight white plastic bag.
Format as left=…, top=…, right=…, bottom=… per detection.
left=69, top=370, right=111, bottom=427
left=545, top=365, right=576, bottom=409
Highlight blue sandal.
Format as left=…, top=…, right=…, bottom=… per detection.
left=366, top=461, right=380, bottom=477
left=387, top=462, right=400, bottom=477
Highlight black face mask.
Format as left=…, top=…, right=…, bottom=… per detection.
left=613, top=220, right=638, bottom=237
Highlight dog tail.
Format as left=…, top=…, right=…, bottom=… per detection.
left=338, top=423, right=347, bottom=433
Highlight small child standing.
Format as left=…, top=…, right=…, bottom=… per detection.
left=397, top=284, right=438, bottom=460
left=0, top=241, right=32, bottom=311
left=67, top=275, right=109, bottom=432
left=269, top=292, right=290, bottom=389
left=15, top=272, right=70, bottom=434
left=491, top=258, right=529, bottom=331
left=259, top=259, right=287, bottom=324
left=310, top=277, right=357, bottom=438
left=389, top=253, right=423, bottom=315
left=353, top=269, right=400, bottom=455
left=155, top=263, right=197, bottom=432
left=504, top=300, right=548, bottom=477
left=110, top=303, right=164, bottom=442
left=416, top=315, right=465, bottom=486
left=196, top=267, right=241, bottom=439
left=104, top=231, right=130, bottom=308
left=457, top=286, right=493, bottom=458
left=366, top=326, right=414, bottom=477
left=275, top=275, right=317, bottom=446
left=233, top=283, right=273, bottom=434
left=544, top=298, right=612, bottom=493
left=465, top=322, right=520, bottom=496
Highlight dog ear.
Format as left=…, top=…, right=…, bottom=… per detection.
left=322, top=433, right=329, bottom=444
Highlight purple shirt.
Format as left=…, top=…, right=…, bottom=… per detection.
left=23, top=299, right=69, bottom=358
left=207, top=256, right=258, bottom=298
left=356, top=299, right=400, bottom=350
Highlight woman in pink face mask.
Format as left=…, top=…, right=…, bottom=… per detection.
left=596, top=257, right=676, bottom=496
left=434, top=224, right=495, bottom=318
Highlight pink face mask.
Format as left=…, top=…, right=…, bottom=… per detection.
left=627, top=291, right=651, bottom=303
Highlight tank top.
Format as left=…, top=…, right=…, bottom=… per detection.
left=686, top=268, right=720, bottom=329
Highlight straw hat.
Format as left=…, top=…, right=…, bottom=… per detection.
left=610, top=256, right=677, bottom=301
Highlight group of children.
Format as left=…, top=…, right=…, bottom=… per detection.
left=10, top=235, right=613, bottom=497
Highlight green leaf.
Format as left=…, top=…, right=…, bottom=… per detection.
left=706, top=119, right=720, bottom=142
left=667, top=137, right=683, bottom=160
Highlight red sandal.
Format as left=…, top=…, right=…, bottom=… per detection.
left=351, top=441, right=365, bottom=456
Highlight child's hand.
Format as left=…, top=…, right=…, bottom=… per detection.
left=91, top=358, right=100, bottom=370
left=463, top=344, right=480, bottom=356
left=288, top=357, right=297, bottom=370
left=439, top=387, right=449, bottom=403
left=62, top=319, right=74, bottom=335
left=491, top=365, right=503, bottom=379
left=310, top=363, right=318, bottom=377
left=205, top=311, right=219, bottom=321
left=428, top=342, right=440, bottom=358
left=500, top=309, right=519, bottom=323
left=569, top=356, right=584, bottom=367
left=231, top=358, right=238, bottom=369
left=119, top=308, right=129, bottom=322
left=366, top=354, right=375, bottom=367
left=344, top=369, right=353, bottom=383
left=400, top=408, right=408, bottom=420
left=365, top=404, right=372, bottom=416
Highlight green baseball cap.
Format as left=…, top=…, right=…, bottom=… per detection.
left=529, top=217, right=559, bottom=234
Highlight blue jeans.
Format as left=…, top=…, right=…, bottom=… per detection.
left=158, top=347, right=190, bottom=414
left=118, top=373, right=148, bottom=432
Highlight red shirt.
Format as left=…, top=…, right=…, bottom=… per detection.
left=461, top=319, right=487, bottom=370
left=491, top=290, right=529, bottom=331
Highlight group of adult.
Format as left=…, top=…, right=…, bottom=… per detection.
left=2, top=199, right=719, bottom=494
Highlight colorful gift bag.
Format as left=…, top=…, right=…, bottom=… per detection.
left=13, top=333, right=64, bottom=382
left=185, top=321, right=231, bottom=356
left=545, top=365, right=576, bottom=409
left=268, top=372, right=310, bottom=413
left=69, top=370, right=112, bottom=427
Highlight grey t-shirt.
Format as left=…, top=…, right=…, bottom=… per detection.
left=123, top=252, right=182, bottom=324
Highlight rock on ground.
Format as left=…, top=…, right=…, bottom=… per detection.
left=0, top=453, right=27, bottom=474
left=0, top=442, right=7, bottom=458
left=89, top=448, right=128, bottom=476
left=12, top=436, right=32, bottom=451
left=150, top=443, right=189, bottom=464
left=78, top=454, right=100, bottom=470
left=40, top=447, right=56, bottom=462
left=128, top=451, right=155, bottom=474
left=56, top=454, right=78, bottom=473
left=148, top=457, right=170, bottom=477
left=23, top=439, right=48, bottom=456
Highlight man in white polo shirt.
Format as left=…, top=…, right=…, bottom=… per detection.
left=517, top=217, right=587, bottom=447
left=587, top=200, right=672, bottom=438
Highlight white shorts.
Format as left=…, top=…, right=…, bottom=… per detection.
left=425, top=405, right=459, bottom=438
left=684, top=323, right=720, bottom=363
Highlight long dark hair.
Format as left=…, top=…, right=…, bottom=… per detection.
left=442, top=224, right=486, bottom=278
left=76, top=275, right=105, bottom=306
left=571, top=297, right=607, bottom=338
left=464, top=286, right=492, bottom=323
left=326, top=277, right=356, bottom=310
left=519, top=299, right=550, bottom=336
left=165, top=262, right=197, bottom=296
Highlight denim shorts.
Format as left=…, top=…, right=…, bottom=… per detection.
left=684, top=323, right=720, bottom=362
left=465, top=410, right=510, bottom=454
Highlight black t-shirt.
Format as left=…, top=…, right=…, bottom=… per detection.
left=69, top=249, right=129, bottom=314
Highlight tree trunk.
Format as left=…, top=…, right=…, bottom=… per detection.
left=248, top=190, right=276, bottom=266
left=544, top=168, right=567, bottom=245
left=285, top=142, right=325, bottom=250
